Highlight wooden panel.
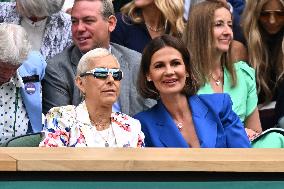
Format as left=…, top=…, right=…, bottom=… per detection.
left=0, top=148, right=284, bottom=172
left=0, top=152, right=17, bottom=171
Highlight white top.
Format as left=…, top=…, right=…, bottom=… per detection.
left=21, top=17, right=47, bottom=52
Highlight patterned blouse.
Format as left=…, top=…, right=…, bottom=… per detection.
left=40, top=101, right=145, bottom=147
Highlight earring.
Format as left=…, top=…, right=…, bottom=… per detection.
left=147, top=78, right=152, bottom=82
left=186, top=73, right=189, bottom=77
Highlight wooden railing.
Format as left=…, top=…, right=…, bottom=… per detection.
left=0, top=148, right=284, bottom=172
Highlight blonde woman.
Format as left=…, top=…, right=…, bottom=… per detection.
left=242, top=0, right=284, bottom=130
left=110, top=0, right=184, bottom=53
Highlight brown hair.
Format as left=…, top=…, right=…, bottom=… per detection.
left=138, top=34, right=200, bottom=100
left=183, top=0, right=236, bottom=87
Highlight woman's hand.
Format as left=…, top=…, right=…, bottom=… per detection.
left=245, top=128, right=261, bottom=141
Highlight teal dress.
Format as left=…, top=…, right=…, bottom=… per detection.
left=198, top=61, right=284, bottom=148
left=198, top=61, right=257, bottom=123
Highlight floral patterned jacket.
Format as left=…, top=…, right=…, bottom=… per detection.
left=0, top=2, right=72, bottom=60
left=39, top=101, right=145, bottom=147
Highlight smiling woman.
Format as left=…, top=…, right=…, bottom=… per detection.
left=134, top=34, right=251, bottom=148
left=40, top=48, right=145, bottom=148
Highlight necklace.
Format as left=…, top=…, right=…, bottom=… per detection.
left=145, top=23, right=165, bottom=32
left=96, top=126, right=112, bottom=147
left=174, top=119, right=183, bottom=131
left=90, top=119, right=110, bottom=131
left=210, top=72, right=222, bottom=86
left=176, top=122, right=183, bottom=130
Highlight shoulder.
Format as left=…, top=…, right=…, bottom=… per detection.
left=110, top=43, right=141, bottom=67
left=111, top=42, right=141, bottom=57
left=134, top=103, right=159, bottom=121
left=19, top=51, right=46, bottom=77
left=47, top=45, right=75, bottom=67
left=234, top=61, right=255, bottom=81
left=194, top=93, right=232, bottom=109
left=46, top=105, right=76, bottom=121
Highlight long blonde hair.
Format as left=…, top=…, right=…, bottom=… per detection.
left=242, top=0, right=284, bottom=102
left=121, top=0, right=184, bottom=37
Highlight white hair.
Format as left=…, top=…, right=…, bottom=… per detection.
left=77, top=48, right=119, bottom=75
left=16, top=0, right=65, bottom=17
left=0, top=23, right=31, bottom=66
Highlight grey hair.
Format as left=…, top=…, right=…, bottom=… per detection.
left=16, top=0, right=65, bottom=17
left=0, top=23, right=31, bottom=66
left=73, top=0, right=114, bottom=20
left=77, top=48, right=119, bottom=75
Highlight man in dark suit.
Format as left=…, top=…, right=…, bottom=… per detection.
left=42, top=0, right=155, bottom=116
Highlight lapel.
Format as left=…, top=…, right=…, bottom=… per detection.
left=189, top=95, right=217, bottom=147
left=74, top=101, right=96, bottom=146
left=111, top=45, right=129, bottom=114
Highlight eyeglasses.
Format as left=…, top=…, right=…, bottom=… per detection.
left=80, top=67, right=123, bottom=81
left=260, top=10, right=284, bottom=20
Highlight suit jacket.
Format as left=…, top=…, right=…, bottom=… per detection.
left=42, top=43, right=155, bottom=116
left=134, top=93, right=251, bottom=148
left=18, top=51, right=46, bottom=132
left=0, top=2, right=72, bottom=60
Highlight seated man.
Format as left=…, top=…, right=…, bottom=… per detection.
left=42, top=0, right=155, bottom=116
left=0, top=23, right=46, bottom=146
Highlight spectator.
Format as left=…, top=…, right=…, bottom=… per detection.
left=134, top=35, right=251, bottom=148
left=110, top=0, right=184, bottom=53
left=40, top=48, right=144, bottom=147
left=242, top=0, right=284, bottom=130
left=185, top=0, right=284, bottom=147
left=0, top=0, right=72, bottom=60
left=184, top=0, right=247, bottom=63
left=42, top=0, right=155, bottom=116
left=0, top=23, right=46, bottom=146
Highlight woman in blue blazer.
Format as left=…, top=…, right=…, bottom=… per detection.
left=134, top=35, right=251, bottom=148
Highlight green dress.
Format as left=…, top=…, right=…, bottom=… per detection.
left=198, top=61, right=284, bottom=148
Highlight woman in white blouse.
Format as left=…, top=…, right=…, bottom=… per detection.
left=40, top=48, right=145, bottom=147
left=0, top=0, right=72, bottom=60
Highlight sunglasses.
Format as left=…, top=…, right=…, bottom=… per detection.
left=260, top=10, right=284, bottom=20
left=80, top=67, right=123, bottom=81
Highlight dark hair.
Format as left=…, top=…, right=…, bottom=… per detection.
left=138, top=34, right=200, bottom=100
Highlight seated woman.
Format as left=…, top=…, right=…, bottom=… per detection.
left=134, top=35, right=251, bottom=148
left=40, top=48, right=144, bottom=147
left=0, top=0, right=72, bottom=60
left=0, top=23, right=46, bottom=146
left=184, top=0, right=284, bottom=147
left=242, top=0, right=284, bottom=130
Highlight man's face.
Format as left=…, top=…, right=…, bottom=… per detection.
left=71, top=0, right=116, bottom=53
left=0, top=62, right=19, bottom=85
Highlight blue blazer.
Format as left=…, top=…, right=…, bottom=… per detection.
left=18, top=51, right=46, bottom=132
left=134, top=94, right=251, bottom=148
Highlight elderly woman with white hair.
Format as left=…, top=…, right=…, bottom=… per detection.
left=0, top=23, right=46, bottom=146
left=40, top=48, right=145, bottom=147
left=0, top=0, right=72, bottom=60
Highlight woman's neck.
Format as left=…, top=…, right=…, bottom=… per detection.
left=160, top=93, right=190, bottom=122
left=85, top=99, right=112, bottom=130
